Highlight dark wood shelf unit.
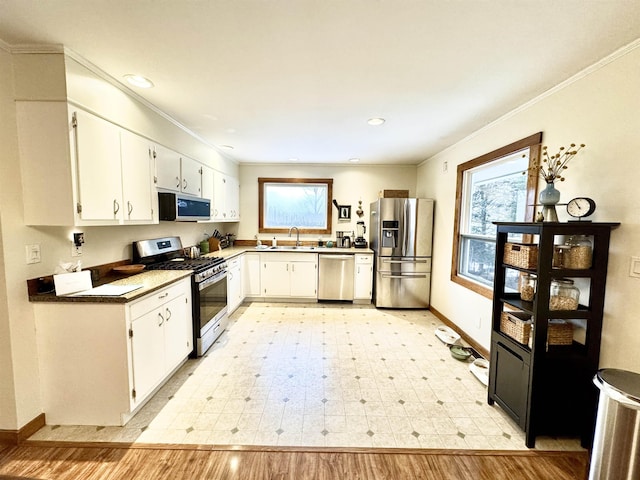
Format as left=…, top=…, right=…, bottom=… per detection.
left=488, top=222, right=619, bottom=448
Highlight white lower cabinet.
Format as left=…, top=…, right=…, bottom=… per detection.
left=261, top=253, right=317, bottom=298
left=34, top=277, right=192, bottom=426
left=227, top=257, right=242, bottom=313
left=129, top=279, right=192, bottom=404
left=354, top=253, right=374, bottom=302
left=243, top=253, right=261, bottom=297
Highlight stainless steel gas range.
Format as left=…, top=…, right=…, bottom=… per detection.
left=133, top=236, right=228, bottom=357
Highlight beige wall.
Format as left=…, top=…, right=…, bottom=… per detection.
left=237, top=164, right=418, bottom=244
left=416, top=41, right=640, bottom=371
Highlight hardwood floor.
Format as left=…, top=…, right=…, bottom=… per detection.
left=0, top=443, right=588, bottom=480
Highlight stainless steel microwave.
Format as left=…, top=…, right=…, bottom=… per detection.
left=158, top=192, right=211, bottom=221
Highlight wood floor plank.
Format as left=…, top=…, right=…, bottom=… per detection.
left=0, top=444, right=589, bottom=480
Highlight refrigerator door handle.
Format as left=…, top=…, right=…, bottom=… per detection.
left=383, top=259, right=428, bottom=264
left=381, top=273, right=428, bottom=279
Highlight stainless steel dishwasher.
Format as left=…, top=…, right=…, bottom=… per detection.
left=318, top=254, right=355, bottom=300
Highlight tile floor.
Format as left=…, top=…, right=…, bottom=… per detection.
left=30, top=302, right=583, bottom=451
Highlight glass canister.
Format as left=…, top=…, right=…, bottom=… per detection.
left=563, top=235, right=593, bottom=269
left=519, top=273, right=537, bottom=302
left=549, top=279, right=580, bottom=310
left=553, top=244, right=570, bottom=268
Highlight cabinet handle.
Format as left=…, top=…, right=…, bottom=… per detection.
left=183, top=179, right=188, bottom=189
left=158, top=292, right=169, bottom=299
left=127, top=201, right=133, bottom=216
left=175, top=176, right=180, bottom=188
left=158, top=312, right=164, bottom=326
left=291, top=264, right=295, bottom=272
left=165, top=307, right=172, bottom=322
left=113, top=199, right=120, bottom=215
left=229, top=272, right=233, bottom=280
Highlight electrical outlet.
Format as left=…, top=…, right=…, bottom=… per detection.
left=25, top=244, right=41, bottom=264
left=71, top=242, right=82, bottom=257
left=442, top=161, right=448, bottom=173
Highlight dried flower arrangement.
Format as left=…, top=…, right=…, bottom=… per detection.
left=525, top=143, right=586, bottom=183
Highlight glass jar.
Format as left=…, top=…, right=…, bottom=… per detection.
left=563, top=235, right=593, bottom=269
left=519, top=273, right=537, bottom=302
left=549, top=279, right=580, bottom=310
left=553, top=245, right=570, bottom=268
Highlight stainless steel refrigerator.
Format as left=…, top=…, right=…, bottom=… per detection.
left=370, top=198, right=434, bottom=308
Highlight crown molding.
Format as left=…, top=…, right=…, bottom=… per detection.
left=420, top=37, right=640, bottom=167
left=4, top=41, right=234, bottom=163
left=61, top=47, right=235, bottom=162
left=9, top=43, right=65, bottom=54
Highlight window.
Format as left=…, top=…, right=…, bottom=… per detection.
left=258, top=178, right=333, bottom=234
left=452, top=133, right=541, bottom=297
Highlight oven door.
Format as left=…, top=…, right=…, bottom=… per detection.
left=196, top=271, right=228, bottom=355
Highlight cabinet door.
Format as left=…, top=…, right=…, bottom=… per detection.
left=243, top=253, right=261, bottom=296
left=263, top=261, right=291, bottom=296
left=130, top=308, right=166, bottom=403
left=226, top=175, right=240, bottom=220
left=227, top=260, right=242, bottom=313
left=212, top=171, right=227, bottom=221
left=290, top=261, right=317, bottom=297
left=354, top=258, right=373, bottom=300
left=201, top=165, right=214, bottom=217
left=120, top=130, right=155, bottom=222
left=180, top=156, right=202, bottom=196
left=73, top=109, right=123, bottom=222
left=492, top=341, right=530, bottom=428
left=155, top=144, right=181, bottom=192
left=163, top=294, right=190, bottom=372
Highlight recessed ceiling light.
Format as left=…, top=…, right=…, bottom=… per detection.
left=349, top=158, right=360, bottom=163
left=220, top=145, right=235, bottom=150
left=124, top=74, right=154, bottom=89
left=367, top=117, right=385, bottom=126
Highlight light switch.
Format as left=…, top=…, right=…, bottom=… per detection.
left=630, top=256, right=640, bottom=278
left=26, top=244, right=41, bottom=264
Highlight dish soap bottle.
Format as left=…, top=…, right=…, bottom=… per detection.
left=272, top=237, right=277, bottom=247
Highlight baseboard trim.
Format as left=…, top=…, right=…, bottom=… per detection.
left=429, top=306, right=490, bottom=359
left=0, top=413, right=46, bottom=445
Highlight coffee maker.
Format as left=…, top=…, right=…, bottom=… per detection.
left=336, top=231, right=352, bottom=248
left=354, top=221, right=368, bottom=248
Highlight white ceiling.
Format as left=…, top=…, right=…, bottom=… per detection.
left=1, top=1, right=639, bottom=165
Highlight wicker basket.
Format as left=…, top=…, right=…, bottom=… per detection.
left=547, top=320, right=573, bottom=345
left=503, top=243, right=538, bottom=269
left=500, top=311, right=532, bottom=344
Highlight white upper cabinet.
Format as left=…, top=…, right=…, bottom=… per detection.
left=73, top=109, right=123, bottom=223
left=16, top=102, right=158, bottom=226
left=180, top=156, right=202, bottom=197
left=212, top=170, right=240, bottom=222
left=154, top=144, right=181, bottom=192
left=120, top=129, right=156, bottom=223
left=155, top=147, right=203, bottom=197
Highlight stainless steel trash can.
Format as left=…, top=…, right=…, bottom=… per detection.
left=589, top=369, right=640, bottom=480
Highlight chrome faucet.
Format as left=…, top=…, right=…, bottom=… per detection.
left=288, top=226, right=301, bottom=246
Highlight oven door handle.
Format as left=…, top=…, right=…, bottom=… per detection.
left=199, top=270, right=227, bottom=290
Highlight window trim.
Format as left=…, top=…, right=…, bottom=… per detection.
left=451, top=132, right=542, bottom=298
left=258, top=177, right=333, bottom=234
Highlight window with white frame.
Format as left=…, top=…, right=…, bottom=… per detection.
left=451, top=133, right=541, bottom=297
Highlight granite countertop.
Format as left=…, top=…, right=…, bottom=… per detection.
left=29, top=245, right=373, bottom=304
left=29, top=270, right=192, bottom=304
